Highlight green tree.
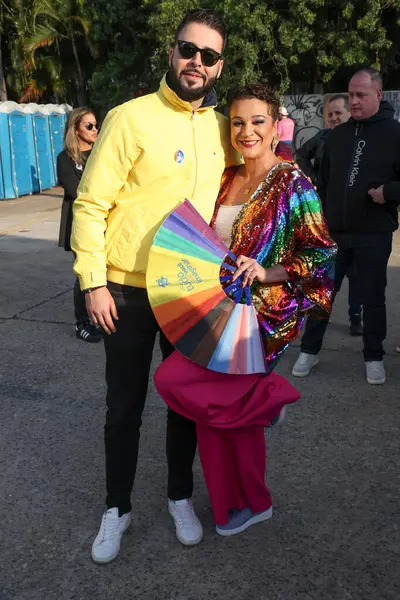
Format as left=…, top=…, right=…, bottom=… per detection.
left=143, top=0, right=289, bottom=96
left=89, top=0, right=400, bottom=111
left=283, top=0, right=400, bottom=91
left=4, top=0, right=400, bottom=109
left=89, top=0, right=291, bottom=109
left=0, top=0, right=96, bottom=103
left=24, top=0, right=95, bottom=104
left=88, top=0, right=158, bottom=111
left=0, top=0, right=19, bottom=100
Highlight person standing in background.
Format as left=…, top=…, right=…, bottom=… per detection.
left=292, top=68, right=400, bottom=385
left=275, top=106, right=295, bottom=161
left=57, top=107, right=102, bottom=343
left=296, top=94, right=362, bottom=336
left=297, top=95, right=351, bottom=185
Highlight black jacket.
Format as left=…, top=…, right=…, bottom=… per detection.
left=296, top=128, right=330, bottom=185
left=319, top=100, right=400, bottom=234
left=57, top=149, right=91, bottom=250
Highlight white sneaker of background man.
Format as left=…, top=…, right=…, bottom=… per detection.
left=292, top=352, right=319, bottom=377
left=365, top=360, right=386, bottom=385
left=292, top=352, right=386, bottom=385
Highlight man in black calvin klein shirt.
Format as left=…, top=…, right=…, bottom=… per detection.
left=292, top=67, right=400, bottom=386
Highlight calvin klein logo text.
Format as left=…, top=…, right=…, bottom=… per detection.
left=348, top=140, right=366, bottom=187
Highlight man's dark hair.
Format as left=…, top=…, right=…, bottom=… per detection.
left=227, top=83, right=280, bottom=122
left=353, top=67, right=383, bottom=88
left=328, top=94, right=349, bottom=110
left=174, top=9, right=227, bottom=51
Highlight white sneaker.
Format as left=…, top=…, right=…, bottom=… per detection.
left=91, top=507, right=131, bottom=564
left=292, top=352, right=319, bottom=377
left=168, top=499, right=203, bottom=546
left=366, top=361, right=386, bottom=385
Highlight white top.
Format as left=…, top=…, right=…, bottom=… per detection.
left=214, top=204, right=243, bottom=248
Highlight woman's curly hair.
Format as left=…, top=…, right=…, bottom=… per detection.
left=227, top=83, right=280, bottom=122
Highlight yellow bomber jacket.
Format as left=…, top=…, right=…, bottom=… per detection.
left=71, top=75, right=238, bottom=290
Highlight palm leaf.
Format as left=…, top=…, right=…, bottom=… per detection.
left=24, top=24, right=62, bottom=54
left=36, top=54, right=62, bottom=80
left=20, top=77, right=46, bottom=102
left=70, top=14, right=91, bottom=36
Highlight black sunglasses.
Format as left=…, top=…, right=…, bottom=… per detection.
left=84, top=122, right=99, bottom=131
left=177, top=40, right=222, bottom=67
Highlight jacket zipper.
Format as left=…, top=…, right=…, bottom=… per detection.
left=191, top=110, right=198, bottom=198
left=343, top=123, right=360, bottom=229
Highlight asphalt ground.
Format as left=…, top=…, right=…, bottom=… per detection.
left=0, top=190, right=399, bottom=600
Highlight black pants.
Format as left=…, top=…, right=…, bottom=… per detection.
left=103, top=282, right=197, bottom=515
left=73, top=277, right=90, bottom=325
left=301, top=232, right=392, bottom=361
left=347, top=265, right=363, bottom=318
left=72, top=250, right=90, bottom=326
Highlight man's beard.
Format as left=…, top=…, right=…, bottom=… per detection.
left=167, top=64, right=217, bottom=102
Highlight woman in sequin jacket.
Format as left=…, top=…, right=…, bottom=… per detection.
left=155, top=84, right=337, bottom=540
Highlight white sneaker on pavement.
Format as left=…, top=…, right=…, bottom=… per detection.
left=366, top=361, right=386, bottom=385
left=292, top=352, right=319, bottom=377
left=168, top=499, right=203, bottom=546
left=91, top=507, right=131, bottom=564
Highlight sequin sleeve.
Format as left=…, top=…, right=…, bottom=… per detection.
left=281, top=175, right=337, bottom=316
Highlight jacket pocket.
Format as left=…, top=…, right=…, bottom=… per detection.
left=107, top=210, right=144, bottom=273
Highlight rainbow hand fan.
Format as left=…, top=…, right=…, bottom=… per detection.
left=147, top=200, right=267, bottom=374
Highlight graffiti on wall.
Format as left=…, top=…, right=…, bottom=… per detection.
left=280, top=90, right=400, bottom=151
left=283, top=94, right=324, bottom=150
left=383, top=91, right=400, bottom=122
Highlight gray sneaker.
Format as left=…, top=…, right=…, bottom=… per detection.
left=216, top=506, right=273, bottom=537
left=292, top=352, right=319, bottom=377
left=366, top=361, right=386, bottom=385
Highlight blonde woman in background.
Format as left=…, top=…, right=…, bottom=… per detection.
left=58, top=107, right=102, bottom=343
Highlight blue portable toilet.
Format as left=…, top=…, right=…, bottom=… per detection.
left=0, top=103, right=19, bottom=198
left=32, top=112, right=56, bottom=190
left=0, top=107, right=32, bottom=199
left=0, top=112, right=14, bottom=198
left=24, top=103, right=41, bottom=193
left=8, top=111, right=33, bottom=196
left=0, top=119, right=6, bottom=199
left=49, top=112, right=64, bottom=181
left=60, top=111, right=68, bottom=137
left=59, top=104, right=72, bottom=136
left=0, top=157, right=4, bottom=199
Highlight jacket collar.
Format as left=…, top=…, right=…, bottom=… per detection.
left=349, top=100, right=395, bottom=125
left=158, top=73, right=217, bottom=114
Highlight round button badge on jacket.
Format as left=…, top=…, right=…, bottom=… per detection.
left=175, top=150, right=185, bottom=164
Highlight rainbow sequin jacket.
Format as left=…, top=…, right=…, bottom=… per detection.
left=210, top=163, right=337, bottom=372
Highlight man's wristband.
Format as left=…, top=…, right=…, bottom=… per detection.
left=83, top=285, right=106, bottom=294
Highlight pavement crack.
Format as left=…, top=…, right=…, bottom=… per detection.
left=13, top=316, right=72, bottom=326
left=9, top=288, right=71, bottom=319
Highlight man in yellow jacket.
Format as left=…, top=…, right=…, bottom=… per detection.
left=71, top=9, right=237, bottom=563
